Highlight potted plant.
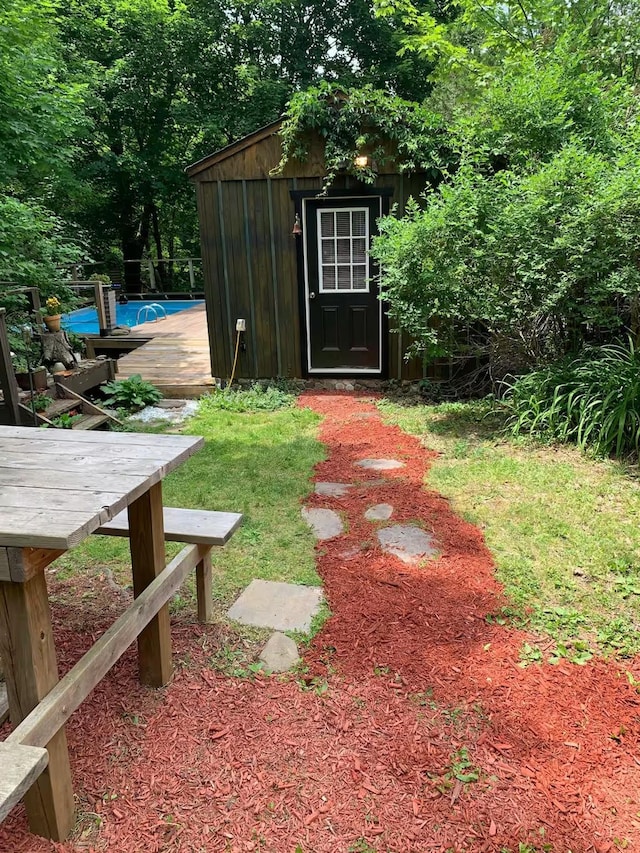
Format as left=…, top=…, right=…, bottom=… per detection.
left=12, top=339, right=48, bottom=391
left=42, top=296, right=64, bottom=332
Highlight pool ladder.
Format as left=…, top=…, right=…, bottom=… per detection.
left=136, top=302, right=168, bottom=325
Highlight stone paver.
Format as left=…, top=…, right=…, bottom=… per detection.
left=259, top=632, right=300, bottom=672
left=355, top=458, right=405, bottom=471
left=377, top=524, right=438, bottom=564
left=302, top=507, right=344, bottom=540
left=315, top=482, right=352, bottom=498
left=227, top=579, right=323, bottom=632
left=365, top=503, right=394, bottom=521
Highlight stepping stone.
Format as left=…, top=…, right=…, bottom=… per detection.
left=259, top=632, right=300, bottom=673
left=355, top=458, right=405, bottom=471
left=302, top=507, right=344, bottom=540
left=365, top=503, right=393, bottom=521
left=315, top=482, right=352, bottom=498
left=227, top=579, right=323, bottom=632
left=377, top=524, right=438, bottom=564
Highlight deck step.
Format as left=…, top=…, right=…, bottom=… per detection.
left=43, top=398, right=78, bottom=418
left=72, top=414, right=109, bottom=430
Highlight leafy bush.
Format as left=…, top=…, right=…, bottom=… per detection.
left=504, top=340, right=640, bottom=457
left=101, top=374, right=162, bottom=412
left=198, top=383, right=296, bottom=413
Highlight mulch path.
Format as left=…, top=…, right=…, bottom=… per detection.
left=2, top=392, right=640, bottom=853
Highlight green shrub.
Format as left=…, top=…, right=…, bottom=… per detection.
left=51, top=411, right=82, bottom=429
left=198, top=383, right=296, bottom=413
left=504, top=339, right=640, bottom=457
left=101, top=374, right=162, bottom=412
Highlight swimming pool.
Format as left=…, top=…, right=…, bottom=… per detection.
left=62, top=300, right=204, bottom=335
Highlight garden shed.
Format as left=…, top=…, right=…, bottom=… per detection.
left=187, top=120, right=430, bottom=381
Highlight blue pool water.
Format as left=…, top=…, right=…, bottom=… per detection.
left=62, top=300, right=204, bottom=335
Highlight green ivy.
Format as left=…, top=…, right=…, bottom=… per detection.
left=276, top=83, right=451, bottom=189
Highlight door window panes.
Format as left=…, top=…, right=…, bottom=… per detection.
left=318, top=208, right=370, bottom=292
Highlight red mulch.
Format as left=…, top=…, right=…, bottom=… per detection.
left=2, top=392, right=640, bottom=853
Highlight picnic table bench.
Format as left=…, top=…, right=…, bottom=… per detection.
left=0, top=426, right=241, bottom=840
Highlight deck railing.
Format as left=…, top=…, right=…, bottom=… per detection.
left=75, top=258, right=203, bottom=293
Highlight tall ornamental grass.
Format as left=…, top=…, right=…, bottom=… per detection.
left=505, top=340, right=640, bottom=457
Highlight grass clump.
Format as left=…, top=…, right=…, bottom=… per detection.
left=504, top=339, right=640, bottom=458
left=377, top=397, right=640, bottom=660
left=199, top=382, right=296, bottom=413
left=54, top=400, right=325, bottom=628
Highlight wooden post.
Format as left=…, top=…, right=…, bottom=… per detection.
left=0, top=309, right=21, bottom=426
left=127, top=483, right=172, bottom=686
left=0, top=566, right=75, bottom=840
left=94, top=282, right=108, bottom=336
left=147, top=259, right=156, bottom=292
left=195, top=551, right=213, bottom=623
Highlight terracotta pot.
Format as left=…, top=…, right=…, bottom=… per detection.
left=43, top=314, right=61, bottom=332
left=15, top=366, right=48, bottom=392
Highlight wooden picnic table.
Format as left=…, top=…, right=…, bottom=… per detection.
left=0, top=425, right=205, bottom=840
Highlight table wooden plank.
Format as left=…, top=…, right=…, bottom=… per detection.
left=0, top=506, right=111, bottom=549
left=0, top=479, right=156, bottom=548
left=0, top=548, right=66, bottom=582
left=0, top=743, right=49, bottom=823
left=0, top=425, right=202, bottom=450
left=0, top=436, right=197, bottom=461
left=0, top=451, right=176, bottom=478
left=98, top=507, right=243, bottom=545
left=0, top=466, right=158, bottom=497
left=0, top=486, right=125, bottom=513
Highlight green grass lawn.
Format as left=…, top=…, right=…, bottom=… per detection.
left=377, top=398, right=640, bottom=663
left=53, top=402, right=325, bottom=665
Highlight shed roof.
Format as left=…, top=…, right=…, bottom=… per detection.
left=185, top=120, right=283, bottom=178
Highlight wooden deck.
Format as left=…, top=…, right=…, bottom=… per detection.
left=116, top=304, right=215, bottom=398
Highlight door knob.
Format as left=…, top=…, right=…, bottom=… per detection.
left=309, top=292, right=316, bottom=299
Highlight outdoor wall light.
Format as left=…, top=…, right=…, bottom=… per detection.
left=292, top=213, right=302, bottom=236
left=354, top=155, right=369, bottom=168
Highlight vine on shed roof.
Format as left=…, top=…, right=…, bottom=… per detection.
left=275, top=83, right=449, bottom=190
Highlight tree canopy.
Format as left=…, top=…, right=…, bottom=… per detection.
left=365, top=0, right=640, bottom=371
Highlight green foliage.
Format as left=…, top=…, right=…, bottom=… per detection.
left=198, top=384, right=296, bottom=413
left=368, top=0, right=640, bottom=378
left=31, top=393, right=51, bottom=412
left=373, top=124, right=640, bottom=363
left=101, top=374, right=162, bottom=411
left=0, top=0, right=86, bottom=291
left=505, top=340, right=640, bottom=458
left=51, top=412, right=83, bottom=429
left=449, top=747, right=479, bottom=783
left=277, top=82, right=449, bottom=189
left=0, top=0, right=84, bottom=188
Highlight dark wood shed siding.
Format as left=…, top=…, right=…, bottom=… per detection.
left=197, top=175, right=313, bottom=379
left=191, top=127, right=430, bottom=380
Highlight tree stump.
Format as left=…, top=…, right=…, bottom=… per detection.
left=41, top=331, right=76, bottom=370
